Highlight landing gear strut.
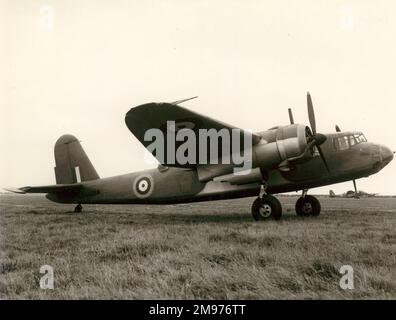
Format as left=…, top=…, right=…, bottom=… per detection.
left=295, top=191, right=321, bottom=217
left=74, top=204, right=82, bottom=213
left=251, top=182, right=282, bottom=221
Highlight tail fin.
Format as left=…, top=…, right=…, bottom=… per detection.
left=54, top=134, right=99, bottom=184
left=329, top=190, right=336, bottom=197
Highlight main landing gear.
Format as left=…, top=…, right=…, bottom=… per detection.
left=74, top=204, right=82, bottom=213
left=251, top=184, right=282, bottom=221
left=251, top=186, right=321, bottom=221
left=251, top=195, right=282, bottom=221
left=295, top=189, right=321, bottom=217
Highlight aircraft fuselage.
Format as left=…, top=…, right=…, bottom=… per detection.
left=47, top=131, right=393, bottom=205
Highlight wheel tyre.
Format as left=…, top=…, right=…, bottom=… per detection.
left=295, top=195, right=321, bottom=217
left=251, top=195, right=282, bottom=221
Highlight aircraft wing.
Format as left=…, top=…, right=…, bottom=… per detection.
left=125, top=102, right=261, bottom=167
left=4, top=183, right=84, bottom=194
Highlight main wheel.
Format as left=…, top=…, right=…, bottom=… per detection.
left=295, top=195, right=321, bottom=217
left=74, top=204, right=82, bottom=213
left=251, top=195, right=282, bottom=221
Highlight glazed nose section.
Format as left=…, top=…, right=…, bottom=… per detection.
left=380, top=145, right=394, bottom=166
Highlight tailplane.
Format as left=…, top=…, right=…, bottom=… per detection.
left=54, top=134, right=99, bottom=184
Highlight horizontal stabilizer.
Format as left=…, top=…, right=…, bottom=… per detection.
left=4, top=183, right=84, bottom=194
left=4, top=187, right=27, bottom=194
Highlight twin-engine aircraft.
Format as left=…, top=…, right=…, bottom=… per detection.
left=7, top=93, right=394, bottom=220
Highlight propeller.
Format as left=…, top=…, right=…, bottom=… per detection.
left=307, top=93, right=317, bottom=134
left=306, top=92, right=331, bottom=175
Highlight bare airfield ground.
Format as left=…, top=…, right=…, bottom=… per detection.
left=0, top=194, right=395, bottom=299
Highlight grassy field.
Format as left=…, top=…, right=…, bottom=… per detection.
left=0, top=194, right=395, bottom=299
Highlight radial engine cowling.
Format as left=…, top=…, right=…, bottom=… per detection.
left=252, top=124, right=312, bottom=170
left=196, top=124, right=313, bottom=182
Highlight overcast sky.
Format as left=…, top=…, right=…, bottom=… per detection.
left=1, top=0, right=395, bottom=195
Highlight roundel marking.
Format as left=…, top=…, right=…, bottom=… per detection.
left=133, top=174, right=154, bottom=199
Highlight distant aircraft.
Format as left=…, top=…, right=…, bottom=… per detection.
left=329, top=190, right=377, bottom=199
left=5, top=93, right=394, bottom=221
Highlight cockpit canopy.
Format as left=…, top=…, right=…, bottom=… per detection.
left=333, top=132, right=367, bottom=151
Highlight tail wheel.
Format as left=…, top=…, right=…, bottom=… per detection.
left=295, top=195, right=321, bottom=217
left=74, top=204, right=82, bottom=213
left=251, top=195, right=282, bottom=221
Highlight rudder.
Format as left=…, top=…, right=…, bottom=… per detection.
left=54, top=134, right=99, bottom=184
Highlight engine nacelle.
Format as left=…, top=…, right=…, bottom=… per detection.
left=197, top=124, right=311, bottom=182
left=252, top=124, right=311, bottom=170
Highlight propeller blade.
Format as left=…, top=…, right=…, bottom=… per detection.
left=304, top=92, right=331, bottom=175
left=317, top=145, right=331, bottom=176
left=288, top=108, right=294, bottom=124
left=335, top=125, right=341, bottom=132
left=307, top=92, right=316, bottom=134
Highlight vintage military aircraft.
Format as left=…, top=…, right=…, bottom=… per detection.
left=329, top=189, right=377, bottom=199
left=6, top=93, right=394, bottom=220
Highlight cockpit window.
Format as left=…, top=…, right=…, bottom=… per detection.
left=354, top=134, right=367, bottom=143
left=338, top=136, right=349, bottom=150
left=333, top=133, right=367, bottom=151
left=349, top=135, right=357, bottom=147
